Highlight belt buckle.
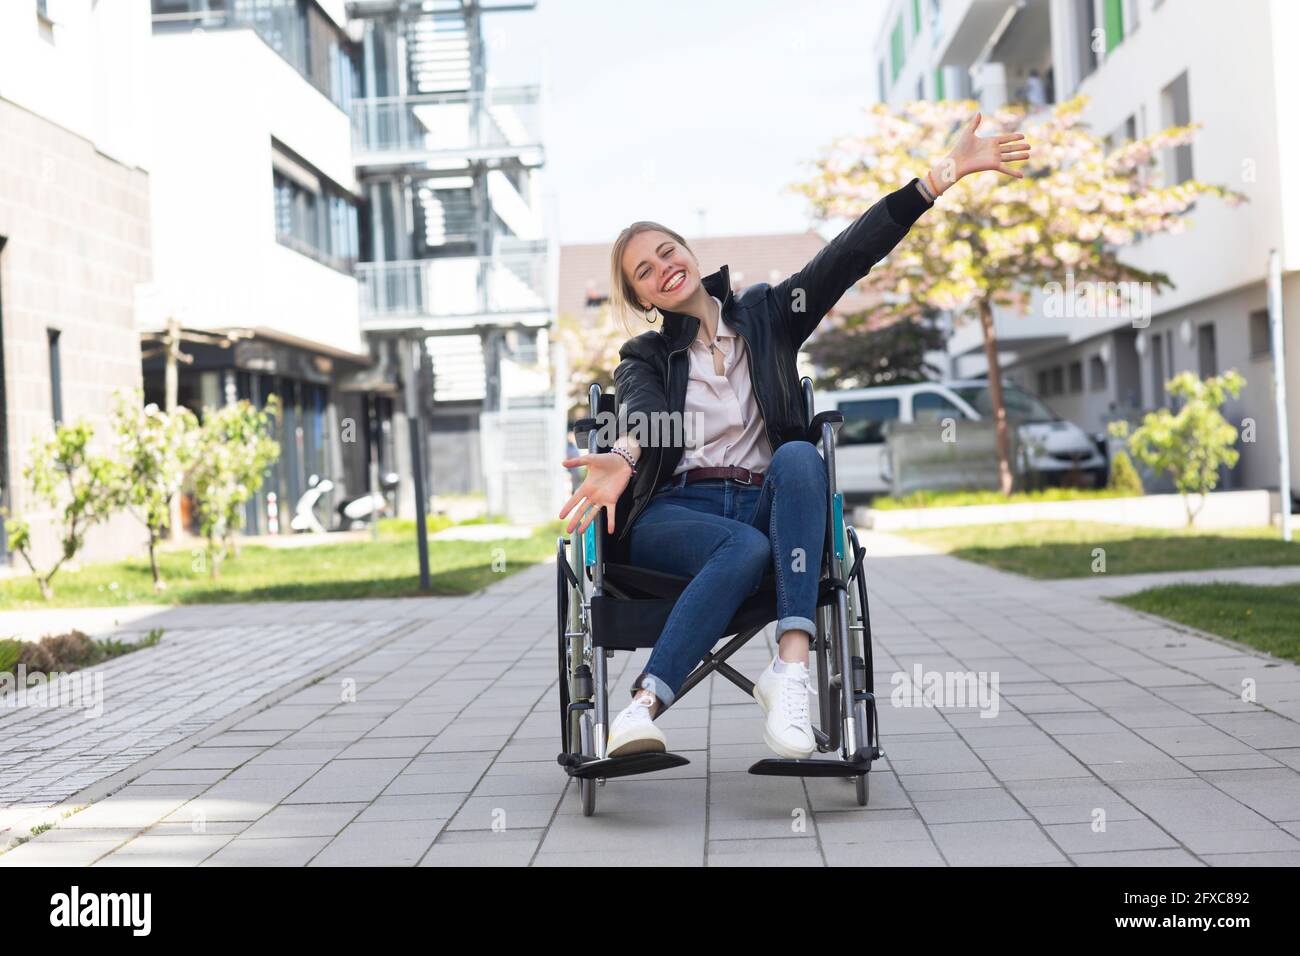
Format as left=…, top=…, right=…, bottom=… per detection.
left=733, top=467, right=753, bottom=486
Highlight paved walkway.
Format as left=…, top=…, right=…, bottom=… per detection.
left=2, top=534, right=1299, bottom=866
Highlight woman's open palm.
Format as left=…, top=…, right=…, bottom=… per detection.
left=559, top=453, right=633, bottom=535
left=947, top=112, right=1031, bottom=181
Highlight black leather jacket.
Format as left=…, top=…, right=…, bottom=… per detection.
left=607, top=177, right=934, bottom=557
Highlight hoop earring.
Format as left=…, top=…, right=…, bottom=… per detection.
left=642, top=305, right=657, bottom=325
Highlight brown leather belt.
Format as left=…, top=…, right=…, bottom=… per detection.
left=683, top=466, right=764, bottom=486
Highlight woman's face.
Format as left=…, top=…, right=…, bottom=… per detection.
left=620, top=230, right=700, bottom=314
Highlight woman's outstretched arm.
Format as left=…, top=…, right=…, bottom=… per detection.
left=772, top=112, right=1029, bottom=349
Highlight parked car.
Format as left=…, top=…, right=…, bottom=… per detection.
left=813, top=379, right=1108, bottom=497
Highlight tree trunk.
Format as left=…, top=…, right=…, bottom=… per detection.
left=148, top=531, right=166, bottom=591
left=977, top=298, right=1015, bottom=496
left=38, top=577, right=53, bottom=601
left=165, top=316, right=183, bottom=543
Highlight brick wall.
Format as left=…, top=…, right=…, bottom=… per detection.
left=0, top=97, right=152, bottom=571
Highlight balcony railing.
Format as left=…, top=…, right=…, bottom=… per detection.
left=350, top=86, right=543, bottom=167
left=356, top=249, right=549, bottom=329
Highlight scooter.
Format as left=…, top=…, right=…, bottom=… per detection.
left=290, top=474, right=335, bottom=533
left=336, top=473, right=400, bottom=530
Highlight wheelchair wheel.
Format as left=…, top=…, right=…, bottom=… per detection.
left=556, top=539, right=572, bottom=752
left=845, top=527, right=876, bottom=807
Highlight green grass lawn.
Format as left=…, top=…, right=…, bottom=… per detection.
left=871, top=487, right=1129, bottom=510
left=0, top=522, right=562, bottom=610
left=1114, top=583, right=1300, bottom=663
left=899, top=521, right=1300, bottom=579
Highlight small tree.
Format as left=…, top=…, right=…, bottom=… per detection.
left=792, top=96, right=1245, bottom=495
left=2, top=421, right=125, bottom=600
left=1108, top=370, right=1245, bottom=526
left=111, top=391, right=200, bottom=590
left=190, top=397, right=281, bottom=578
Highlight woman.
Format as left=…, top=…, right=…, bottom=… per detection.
left=559, top=113, right=1029, bottom=759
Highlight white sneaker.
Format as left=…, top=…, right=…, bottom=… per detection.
left=753, top=657, right=816, bottom=758
left=606, top=692, right=667, bottom=757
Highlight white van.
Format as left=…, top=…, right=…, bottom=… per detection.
left=813, top=379, right=1107, bottom=498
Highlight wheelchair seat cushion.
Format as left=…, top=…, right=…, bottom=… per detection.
left=591, top=565, right=779, bottom=650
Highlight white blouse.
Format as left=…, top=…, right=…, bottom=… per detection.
left=673, top=296, right=773, bottom=475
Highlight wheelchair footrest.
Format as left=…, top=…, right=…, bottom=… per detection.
left=747, top=756, right=872, bottom=778
left=558, top=751, right=691, bottom=780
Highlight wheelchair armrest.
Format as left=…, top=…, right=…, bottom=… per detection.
left=805, top=410, right=844, bottom=447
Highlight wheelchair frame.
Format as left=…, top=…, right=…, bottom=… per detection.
left=556, top=377, right=883, bottom=816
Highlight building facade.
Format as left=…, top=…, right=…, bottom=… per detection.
left=0, top=0, right=154, bottom=566
left=143, top=0, right=395, bottom=534
left=876, top=0, right=1300, bottom=501
left=349, top=0, right=558, bottom=522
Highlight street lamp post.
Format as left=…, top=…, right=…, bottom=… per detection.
left=405, top=335, right=431, bottom=590
left=1268, top=249, right=1292, bottom=542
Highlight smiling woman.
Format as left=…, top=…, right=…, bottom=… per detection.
left=557, top=112, right=1031, bottom=761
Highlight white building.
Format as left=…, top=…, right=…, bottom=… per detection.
left=349, top=0, right=560, bottom=522
left=875, top=0, right=1300, bottom=502
left=1, top=0, right=154, bottom=566
left=142, top=0, right=393, bottom=532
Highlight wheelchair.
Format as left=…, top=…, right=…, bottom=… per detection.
left=556, top=377, right=883, bottom=817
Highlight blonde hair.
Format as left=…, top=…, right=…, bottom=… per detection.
left=608, top=221, right=696, bottom=336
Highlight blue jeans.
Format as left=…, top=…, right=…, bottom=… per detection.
left=625, top=441, right=828, bottom=708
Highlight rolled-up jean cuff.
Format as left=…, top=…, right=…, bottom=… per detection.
left=776, top=616, right=817, bottom=643
left=633, top=672, right=675, bottom=708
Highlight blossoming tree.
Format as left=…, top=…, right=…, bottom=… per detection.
left=111, top=391, right=200, bottom=590
left=792, top=95, right=1245, bottom=494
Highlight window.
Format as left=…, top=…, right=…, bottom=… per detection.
left=1074, top=0, right=1099, bottom=87
left=272, top=144, right=358, bottom=272
left=1050, top=365, right=1065, bottom=396
left=36, top=0, right=53, bottom=42
left=1103, top=0, right=1125, bottom=53
left=838, top=398, right=900, bottom=446
left=1105, top=114, right=1137, bottom=153
left=47, top=329, right=63, bottom=425
left=917, top=76, right=925, bottom=101
left=879, top=58, right=888, bottom=100
left=1068, top=360, right=1084, bottom=393
left=1161, top=71, right=1193, bottom=184
left=1089, top=354, right=1107, bottom=391
left=1197, top=323, right=1217, bottom=378
left=1249, top=309, right=1272, bottom=358
left=911, top=0, right=922, bottom=40
left=1036, top=369, right=1050, bottom=397
left=912, top=391, right=966, bottom=423
left=934, top=67, right=945, bottom=100
left=1151, top=332, right=1166, bottom=405
left=890, top=16, right=905, bottom=82
left=951, top=383, right=1059, bottom=423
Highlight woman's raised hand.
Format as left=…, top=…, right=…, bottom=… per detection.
left=559, top=452, right=634, bottom=535
left=941, top=112, right=1031, bottom=184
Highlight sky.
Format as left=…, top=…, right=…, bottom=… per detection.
left=483, top=0, right=893, bottom=244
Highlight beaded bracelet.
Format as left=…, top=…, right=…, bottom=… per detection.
left=610, top=446, right=637, bottom=478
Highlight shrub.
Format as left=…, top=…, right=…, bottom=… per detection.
left=1109, top=370, right=1245, bottom=526
left=1107, top=448, right=1144, bottom=497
